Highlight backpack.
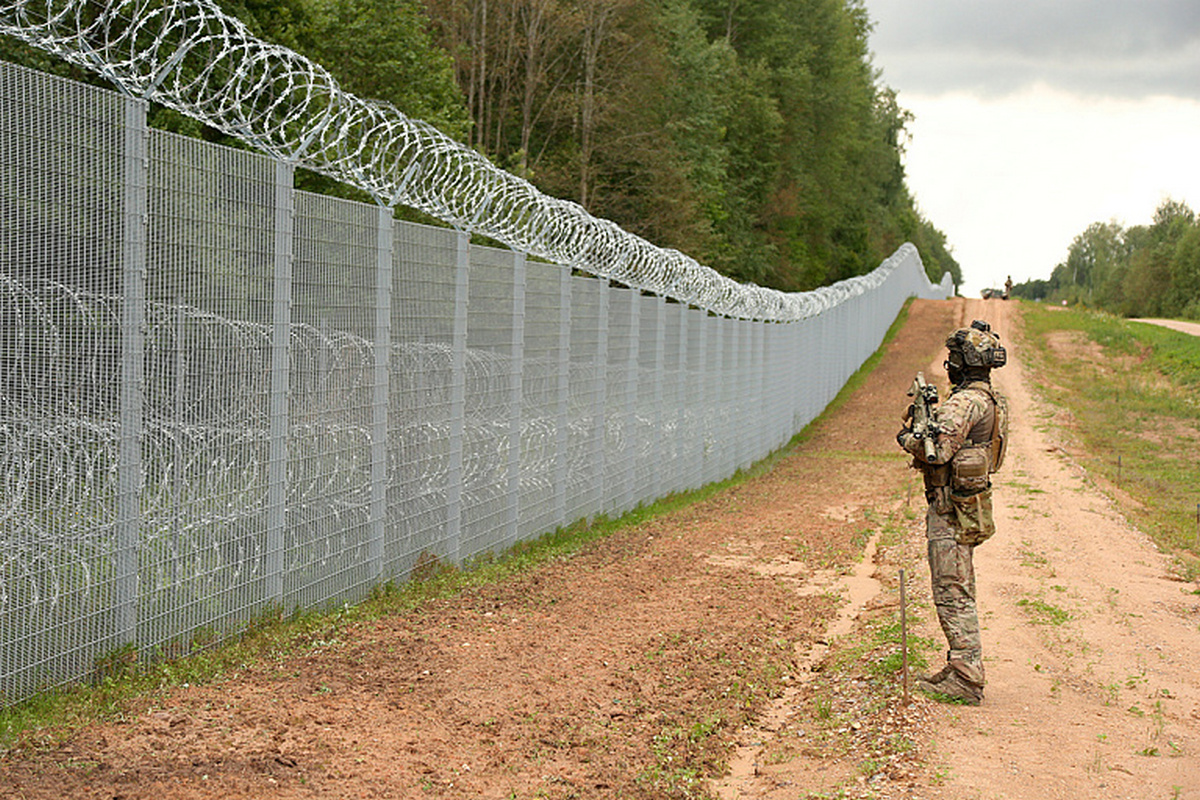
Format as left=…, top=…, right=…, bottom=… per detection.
left=985, top=389, right=1009, bottom=473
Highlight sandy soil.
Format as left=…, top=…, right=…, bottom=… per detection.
left=2, top=297, right=1198, bottom=800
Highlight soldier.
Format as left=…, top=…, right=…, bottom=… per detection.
left=897, top=320, right=1009, bottom=705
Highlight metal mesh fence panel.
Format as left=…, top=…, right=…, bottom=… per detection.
left=518, top=260, right=565, bottom=539
left=461, top=245, right=520, bottom=559
left=604, top=288, right=636, bottom=518
left=139, top=128, right=276, bottom=657
left=0, top=59, right=954, bottom=704
left=689, top=315, right=707, bottom=488
left=1, top=63, right=129, bottom=700
left=635, top=294, right=663, bottom=504
left=566, top=275, right=605, bottom=525
left=386, top=222, right=461, bottom=580
left=659, top=301, right=684, bottom=497
left=285, top=191, right=379, bottom=610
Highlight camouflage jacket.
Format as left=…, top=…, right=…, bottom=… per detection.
left=899, top=380, right=997, bottom=467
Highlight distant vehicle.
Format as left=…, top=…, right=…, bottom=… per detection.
left=981, top=287, right=1008, bottom=300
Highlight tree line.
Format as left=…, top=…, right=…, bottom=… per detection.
left=1011, top=198, right=1200, bottom=320
left=1, top=0, right=961, bottom=293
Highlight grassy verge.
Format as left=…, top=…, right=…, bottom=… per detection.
left=1020, top=303, right=1200, bottom=580
left=0, top=472, right=755, bottom=750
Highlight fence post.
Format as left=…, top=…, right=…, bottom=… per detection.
left=707, top=316, right=723, bottom=485
left=505, top=251, right=526, bottom=550
left=446, top=231, right=470, bottom=564
left=752, top=320, right=765, bottom=463
left=649, top=295, right=665, bottom=504
left=732, top=318, right=741, bottom=471
left=553, top=266, right=571, bottom=529
left=675, top=302, right=688, bottom=495
left=370, top=206, right=394, bottom=583
left=693, top=309, right=707, bottom=490
left=734, top=319, right=744, bottom=470
left=726, top=318, right=738, bottom=475
left=589, top=278, right=608, bottom=522
left=621, top=290, right=640, bottom=514
left=116, top=95, right=149, bottom=647
left=266, top=160, right=295, bottom=605
left=792, top=321, right=803, bottom=435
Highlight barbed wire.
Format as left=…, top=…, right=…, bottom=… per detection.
left=0, top=273, right=614, bottom=621
left=0, top=0, right=942, bottom=321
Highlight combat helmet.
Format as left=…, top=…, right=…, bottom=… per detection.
left=945, top=319, right=1007, bottom=372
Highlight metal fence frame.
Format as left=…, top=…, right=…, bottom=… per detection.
left=0, top=58, right=952, bottom=705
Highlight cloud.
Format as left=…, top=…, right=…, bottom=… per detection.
left=866, top=0, right=1200, bottom=99
left=897, top=87, right=1200, bottom=293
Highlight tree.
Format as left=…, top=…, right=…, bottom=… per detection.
left=1063, top=221, right=1126, bottom=301
left=4, top=0, right=957, bottom=296
left=1169, top=223, right=1200, bottom=320
left=302, top=0, right=470, bottom=140
left=1010, top=279, right=1051, bottom=301
left=1034, top=198, right=1198, bottom=316
left=1116, top=199, right=1194, bottom=316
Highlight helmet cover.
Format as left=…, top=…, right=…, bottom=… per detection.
left=946, top=320, right=1006, bottom=369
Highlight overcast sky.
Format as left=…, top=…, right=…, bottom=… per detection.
left=863, top=0, right=1200, bottom=295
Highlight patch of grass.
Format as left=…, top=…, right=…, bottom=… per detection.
left=1021, top=304, right=1200, bottom=570
left=637, top=724, right=707, bottom=798
left=1016, top=597, right=1071, bottom=626
left=857, top=756, right=884, bottom=776
left=860, top=618, right=936, bottom=680
left=1017, top=541, right=1050, bottom=569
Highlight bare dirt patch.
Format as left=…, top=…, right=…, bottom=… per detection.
left=3, top=297, right=1199, bottom=800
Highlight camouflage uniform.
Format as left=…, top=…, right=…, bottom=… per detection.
left=897, top=322, right=1008, bottom=703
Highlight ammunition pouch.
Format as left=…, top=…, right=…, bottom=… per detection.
left=950, top=444, right=991, bottom=495
left=951, top=488, right=995, bottom=546
left=921, top=463, right=952, bottom=513
left=922, top=462, right=950, bottom=488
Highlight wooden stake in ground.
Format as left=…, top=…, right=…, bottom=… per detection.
left=900, top=567, right=909, bottom=707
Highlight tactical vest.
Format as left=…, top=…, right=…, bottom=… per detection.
left=943, top=382, right=1007, bottom=544
left=949, top=382, right=1007, bottom=495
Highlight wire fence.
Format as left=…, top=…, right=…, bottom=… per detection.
left=0, top=15, right=951, bottom=704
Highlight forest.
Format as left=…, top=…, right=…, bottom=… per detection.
left=0, top=0, right=961, bottom=294
left=1012, top=198, right=1200, bottom=320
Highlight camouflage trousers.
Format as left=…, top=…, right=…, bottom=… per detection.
left=926, top=503, right=985, bottom=685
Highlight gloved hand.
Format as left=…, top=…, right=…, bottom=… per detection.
left=896, top=427, right=913, bottom=450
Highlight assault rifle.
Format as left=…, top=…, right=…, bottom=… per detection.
left=904, top=372, right=940, bottom=461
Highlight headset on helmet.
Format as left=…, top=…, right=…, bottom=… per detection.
left=946, top=319, right=1007, bottom=370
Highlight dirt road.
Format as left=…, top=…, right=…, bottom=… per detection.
left=1133, top=318, right=1200, bottom=337
left=2, top=298, right=1198, bottom=800
left=918, top=299, right=1200, bottom=800
left=712, top=298, right=1200, bottom=800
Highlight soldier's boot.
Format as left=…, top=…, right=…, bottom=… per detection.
left=920, top=664, right=955, bottom=685
left=922, top=654, right=982, bottom=685
left=916, top=661, right=984, bottom=706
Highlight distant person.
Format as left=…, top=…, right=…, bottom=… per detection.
left=897, top=320, right=1009, bottom=705
left=1004, top=276, right=1013, bottom=300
